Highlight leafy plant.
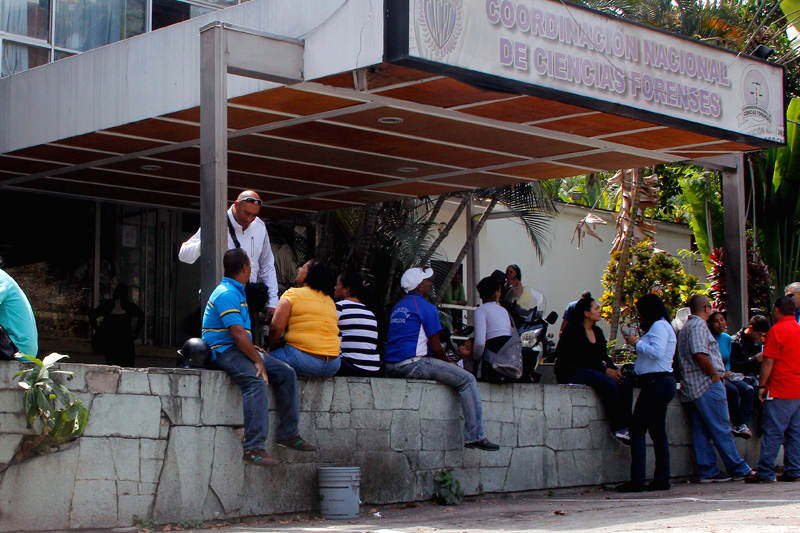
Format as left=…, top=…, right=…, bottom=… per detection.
left=600, top=240, right=701, bottom=326
left=708, top=243, right=771, bottom=313
left=433, top=469, right=464, bottom=505
left=13, top=353, right=88, bottom=461
left=132, top=515, right=158, bottom=531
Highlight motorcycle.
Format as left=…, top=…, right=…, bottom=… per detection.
left=519, top=308, right=559, bottom=381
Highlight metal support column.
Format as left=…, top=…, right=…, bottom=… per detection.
left=465, top=199, right=480, bottom=311
left=199, top=22, right=229, bottom=308
left=722, top=153, right=748, bottom=332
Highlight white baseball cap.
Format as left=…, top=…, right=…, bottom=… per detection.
left=400, top=267, right=434, bottom=293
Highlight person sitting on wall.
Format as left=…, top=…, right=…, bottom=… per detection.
left=502, top=264, right=543, bottom=328
left=730, top=315, right=770, bottom=381
left=471, top=275, right=517, bottom=383
left=203, top=248, right=314, bottom=466
left=269, top=260, right=341, bottom=378
left=617, top=294, right=676, bottom=492
left=676, top=294, right=753, bottom=483
left=560, top=290, right=592, bottom=335
left=385, top=267, right=499, bottom=451
left=745, top=295, right=800, bottom=483
left=0, top=265, right=38, bottom=359
left=708, top=311, right=755, bottom=439
left=334, top=269, right=381, bottom=377
left=554, top=295, right=632, bottom=445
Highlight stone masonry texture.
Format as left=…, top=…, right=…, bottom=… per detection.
left=0, top=362, right=763, bottom=531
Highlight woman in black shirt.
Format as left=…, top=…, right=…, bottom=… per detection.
left=555, top=296, right=632, bottom=444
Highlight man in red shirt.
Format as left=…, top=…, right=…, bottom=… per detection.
left=746, top=296, right=800, bottom=483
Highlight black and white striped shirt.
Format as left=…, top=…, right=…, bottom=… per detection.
left=336, top=299, right=380, bottom=372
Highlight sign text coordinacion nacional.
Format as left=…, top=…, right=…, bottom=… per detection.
left=486, top=0, right=730, bottom=119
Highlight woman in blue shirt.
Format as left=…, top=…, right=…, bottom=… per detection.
left=619, top=293, right=676, bottom=492
left=708, top=311, right=754, bottom=439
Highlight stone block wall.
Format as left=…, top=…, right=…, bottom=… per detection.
left=0, top=362, right=761, bottom=531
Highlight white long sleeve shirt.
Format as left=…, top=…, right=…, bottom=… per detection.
left=473, top=301, right=514, bottom=358
left=178, top=207, right=279, bottom=308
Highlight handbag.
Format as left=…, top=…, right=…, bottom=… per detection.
left=483, top=327, right=523, bottom=379
left=0, top=325, right=19, bottom=360
left=227, top=217, right=270, bottom=311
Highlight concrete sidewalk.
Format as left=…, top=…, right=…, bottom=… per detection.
left=195, top=481, right=800, bottom=532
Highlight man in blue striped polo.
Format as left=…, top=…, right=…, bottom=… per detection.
left=203, top=248, right=315, bottom=465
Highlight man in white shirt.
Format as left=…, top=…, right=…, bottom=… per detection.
left=179, top=190, right=279, bottom=320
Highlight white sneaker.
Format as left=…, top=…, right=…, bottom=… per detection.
left=732, top=424, right=753, bottom=439
left=613, top=428, right=631, bottom=446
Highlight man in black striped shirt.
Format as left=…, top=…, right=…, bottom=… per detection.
left=334, top=271, right=381, bottom=376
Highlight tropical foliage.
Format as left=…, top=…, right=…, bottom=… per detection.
left=600, top=240, right=701, bottom=325
left=11, top=353, right=88, bottom=464
left=708, top=243, right=772, bottom=312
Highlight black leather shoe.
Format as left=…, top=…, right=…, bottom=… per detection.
left=465, top=438, right=500, bottom=451
left=616, top=482, right=646, bottom=493
left=778, top=473, right=800, bottom=482
left=647, top=481, right=671, bottom=491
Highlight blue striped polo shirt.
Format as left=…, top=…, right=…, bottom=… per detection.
left=202, top=277, right=251, bottom=360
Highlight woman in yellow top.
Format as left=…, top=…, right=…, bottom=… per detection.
left=268, top=259, right=341, bottom=377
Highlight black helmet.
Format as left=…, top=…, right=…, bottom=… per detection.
left=176, top=338, right=211, bottom=368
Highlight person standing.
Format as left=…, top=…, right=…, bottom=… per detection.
left=746, top=296, right=800, bottom=483
left=0, top=268, right=38, bottom=358
left=785, top=282, right=800, bottom=323
left=618, top=294, right=676, bottom=492
left=441, top=271, right=467, bottom=330
left=676, top=294, right=753, bottom=483
left=203, top=249, right=314, bottom=466
left=90, top=284, right=144, bottom=367
left=179, top=190, right=279, bottom=326
left=385, top=267, right=499, bottom=451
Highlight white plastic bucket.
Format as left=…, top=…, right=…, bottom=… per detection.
left=318, top=466, right=361, bottom=519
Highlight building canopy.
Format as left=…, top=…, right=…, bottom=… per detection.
left=0, top=0, right=785, bottom=216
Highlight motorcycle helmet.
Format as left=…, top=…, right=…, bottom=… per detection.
left=176, top=337, right=211, bottom=368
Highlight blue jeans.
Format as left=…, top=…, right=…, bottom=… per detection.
left=213, top=347, right=299, bottom=451
left=270, top=343, right=341, bottom=378
left=560, top=368, right=632, bottom=431
left=386, top=357, right=487, bottom=443
left=631, top=374, right=676, bottom=485
left=724, top=378, right=754, bottom=427
left=756, top=398, right=800, bottom=480
left=689, top=381, right=752, bottom=479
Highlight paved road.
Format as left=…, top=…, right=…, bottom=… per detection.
left=193, top=481, right=800, bottom=533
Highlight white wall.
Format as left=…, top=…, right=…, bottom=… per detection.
left=434, top=199, right=707, bottom=335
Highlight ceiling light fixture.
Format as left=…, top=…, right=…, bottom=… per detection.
left=141, top=164, right=162, bottom=171
left=398, top=166, right=418, bottom=173
left=378, top=116, right=404, bottom=124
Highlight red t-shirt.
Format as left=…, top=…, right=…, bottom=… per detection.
left=763, top=316, right=800, bottom=399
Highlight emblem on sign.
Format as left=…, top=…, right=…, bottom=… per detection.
left=738, top=66, right=776, bottom=139
left=415, top=0, right=463, bottom=58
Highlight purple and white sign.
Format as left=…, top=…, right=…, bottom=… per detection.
left=407, top=0, right=784, bottom=145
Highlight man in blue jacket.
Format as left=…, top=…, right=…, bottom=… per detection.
left=385, top=267, right=498, bottom=451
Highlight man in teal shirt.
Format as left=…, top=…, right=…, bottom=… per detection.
left=0, top=268, right=38, bottom=357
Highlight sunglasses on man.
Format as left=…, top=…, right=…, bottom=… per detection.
left=238, top=197, right=262, bottom=207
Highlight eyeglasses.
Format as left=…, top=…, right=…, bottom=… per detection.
left=238, top=197, right=262, bottom=207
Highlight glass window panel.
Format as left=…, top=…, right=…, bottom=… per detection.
left=54, top=49, right=74, bottom=60
left=54, top=0, right=127, bottom=51
left=1, top=40, right=49, bottom=76
left=125, top=0, right=145, bottom=38
left=0, top=0, right=50, bottom=40
left=152, top=0, right=213, bottom=31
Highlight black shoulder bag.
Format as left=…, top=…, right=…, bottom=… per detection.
left=227, top=217, right=270, bottom=311
left=0, top=325, right=19, bottom=360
